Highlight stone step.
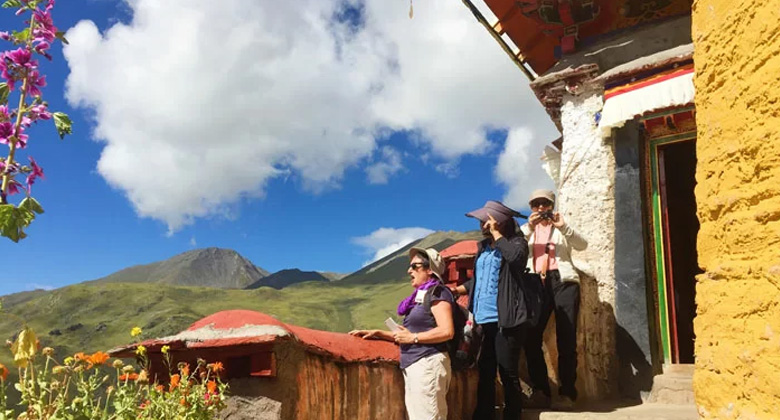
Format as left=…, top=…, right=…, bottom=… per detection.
left=525, top=403, right=698, bottom=419
left=646, top=364, right=695, bottom=405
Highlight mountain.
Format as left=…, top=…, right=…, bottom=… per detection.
left=90, top=248, right=270, bottom=289
left=319, top=272, right=348, bottom=282
left=340, top=230, right=483, bottom=285
left=245, top=269, right=330, bottom=290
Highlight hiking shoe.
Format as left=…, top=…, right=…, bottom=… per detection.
left=552, top=395, right=575, bottom=411
left=522, top=389, right=551, bottom=409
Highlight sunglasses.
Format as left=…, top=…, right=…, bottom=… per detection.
left=530, top=200, right=553, bottom=208
left=408, top=262, right=429, bottom=271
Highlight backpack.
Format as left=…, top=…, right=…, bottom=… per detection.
left=521, top=269, right=546, bottom=328
left=423, top=283, right=482, bottom=370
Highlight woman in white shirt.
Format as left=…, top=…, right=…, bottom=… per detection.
left=519, top=189, right=587, bottom=410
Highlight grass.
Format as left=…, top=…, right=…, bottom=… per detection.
left=0, top=279, right=415, bottom=367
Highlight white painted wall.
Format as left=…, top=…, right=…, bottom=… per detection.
left=540, top=86, right=618, bottom=401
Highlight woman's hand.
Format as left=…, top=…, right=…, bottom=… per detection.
left=484, top=213, right=502, bottom=240
left=392, top=326, right=416, bottom=344
left=552, top=212, right=566, bottom=228
left=349, top=329, right=381, bottom=340
left=528, top=211, right=542, bottom=228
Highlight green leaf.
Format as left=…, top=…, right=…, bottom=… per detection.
left=52, top=112, right=72, bottom=139
left=19, top=196, right=43, bottom=214
left=12, top=28, right=30, bottom=43
left=0, top=203, right=35, bottom=243
left=0, top=83, right=8, bottom=104
left=1, top=0, right=22, bottom=8
left=55, top=31, right=69, bottom=45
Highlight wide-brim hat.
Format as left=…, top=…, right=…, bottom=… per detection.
left=528, top=189, right=555, bottom=205
left=465, top=200, right=522, bottom=224
left=409, top=247, right=444, bottom=280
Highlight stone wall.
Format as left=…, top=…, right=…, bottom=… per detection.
left=691, top=0, right=780, bottom=418
left=547, top=86, right=618, bottom=401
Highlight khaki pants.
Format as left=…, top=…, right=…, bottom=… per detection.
left=402, top=352, right=451, bottom=420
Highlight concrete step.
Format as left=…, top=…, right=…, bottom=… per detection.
left=525, top=403, right=698, bottom=419
left=647, top=364, right=695, bottom=405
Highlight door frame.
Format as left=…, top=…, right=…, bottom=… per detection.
left=648, top=131, right=697, bottom=364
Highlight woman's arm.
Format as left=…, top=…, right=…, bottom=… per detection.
left=348, top=329, right=395, bottom=342
left=393, top=301, right=455, bottom=345
left=493, top=236, right=529, bottom=266
left=553, top=214, right=588, bottom=251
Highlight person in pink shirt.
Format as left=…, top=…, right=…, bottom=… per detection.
left=519, top=189, right=588, bottom=410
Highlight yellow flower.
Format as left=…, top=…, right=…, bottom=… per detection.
left=130, top=327, right=143, bottom=337
left=64, top=357, right=74, bottom=365
left=135, top=345, right=147, bottom=356
left=161, top=345, right=170, bottom=355
left=11, top=327, right=38, bottom=368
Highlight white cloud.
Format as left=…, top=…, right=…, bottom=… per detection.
left=495, top=128, right=554, bottom=210
left=352, top=227, right=434, bottom=264
left=366, top=146, right=403, bottom=184
left=64, top=0, right=557, bottom=231
left=189, top=236, right=197, bottom=247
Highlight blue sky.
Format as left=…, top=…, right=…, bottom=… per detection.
left=0, top=0, right=557, bottom=296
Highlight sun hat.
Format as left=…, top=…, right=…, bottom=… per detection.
left=528, top=189, right=555, bottom=205
left=465, top=200, right=523, bottom=224
left=409, top=247, right=444, bottom=280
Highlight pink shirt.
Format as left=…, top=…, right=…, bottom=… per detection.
left=533, top=223, right=558, bottom=273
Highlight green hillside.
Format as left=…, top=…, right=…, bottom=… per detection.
left=341, top=230, right=482, bottom=285
left=0, top=229, right=482, bottom=404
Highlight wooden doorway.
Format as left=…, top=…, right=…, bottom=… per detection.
left=649, top=132, right=700, bottom=364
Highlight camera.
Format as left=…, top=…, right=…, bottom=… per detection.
left=539, top=210, right=554, bottom=220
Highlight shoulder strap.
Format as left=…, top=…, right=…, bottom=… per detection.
left=540, top=226, right=555, bottom=281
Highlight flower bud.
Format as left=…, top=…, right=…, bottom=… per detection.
left=52, top=366, right=66, bottom=375
left=122, top=365, right=136, bottom=373
left=113, top=360, right=124, bottom=369
left=137, top=370, right=149, bottom=384
left=42, top=347, right=54, bottom=357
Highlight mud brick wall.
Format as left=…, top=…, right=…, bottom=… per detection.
left=691, top=0, right=780, bottom=417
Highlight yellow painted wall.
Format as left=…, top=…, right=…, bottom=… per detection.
left=692, top=0, right=780, bottom=418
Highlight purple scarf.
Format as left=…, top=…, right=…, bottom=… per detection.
left=397, top=278, right=440, bottom=316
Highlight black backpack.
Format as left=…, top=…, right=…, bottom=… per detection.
left=521, top=269, right=546, bottom=328
left=423, top=283, right=482, bottom=370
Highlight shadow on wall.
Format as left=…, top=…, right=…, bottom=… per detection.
left=615, top=323, right=654, bottom=401
left=518, top=273, right=653, bottom=403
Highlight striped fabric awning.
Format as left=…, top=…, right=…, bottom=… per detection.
left=598, top=64, right=695, bottom=136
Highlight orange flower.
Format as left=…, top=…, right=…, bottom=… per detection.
left=74, top=352, right=88, bottom=361
left=180, top=363, right=190, bottom=377
left=206, top=380, right=217, bottom=394
left=179, top=397, right=188, bottom=407
left=89, top=351, right=110, bottom=366
left=155, top=384, right=165, bottom=392
left=208, top=362, right=224, bottom=374
left=169, top=374, right=181, bottom=390
left=119, top=373, right=139, bottom=381
left=0, top=363, right=8, bottom=381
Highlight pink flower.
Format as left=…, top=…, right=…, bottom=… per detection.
left=26, top=156, right=43, bottom=186
left=28, top=104, right=50, bottom=121
left=6, top=48, right=32, bottom=68
left=0, top=32, right=10, bottom=41
left=7, top=179, right=21, bottom=196
left=26, top=70, right=46, bottom=97
left=0, top=121, right=13, bottom=144
left=0, top=105, right=10, bottom=121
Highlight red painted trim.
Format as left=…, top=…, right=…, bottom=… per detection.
left=604, top=66, right=694, bottom=100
